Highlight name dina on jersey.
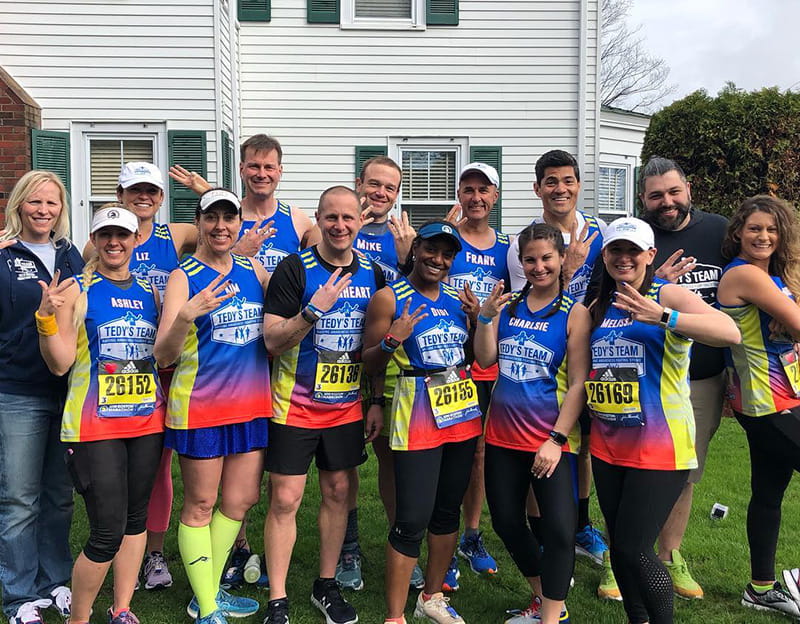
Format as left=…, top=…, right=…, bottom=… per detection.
left=98, top=312, right=157, bottom=360
left=211, top=296, right=264, bottom=346
left=591, top=329, right=645, bottom=376
left=416, top=319, right=467, bottom=367
left=315, top=302, right=365, bottom=352
left=499, top=331, right=553, bottom=382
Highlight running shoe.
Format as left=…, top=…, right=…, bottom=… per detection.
left=442, top=557, right=460, bottom=592
left=413, top=592, right=464, bottom=624
left=457, top=532, right=497, bottom=575
left=663, top=549, right=703, bottom=599
left=187, top=590, right=259, bottom=619
left=142, top=551, right=173, bottom=590
left=574, top=524, right=608, bottom=566
left=335, top=547, right=364, bottom=591
left=410, top=563, right=425, bottom=590
left=742, top=582, right=800, bottom=618
left=310, top=578, right=358, bottom=624
left=107, top=608, right=140, bottom=624
left=196, top=610, right=228, bottom=624
left=597, top=550, right=621, bottom=601
left=782, top=568, right=800, bottom=607
left=49, top=586, right=71, bottom=618
left=504, top=596, right=570, bottom=623
left=221, top=547, right=251, bottom=590
left=262, top=598, right=289, bottom=624
left=9, top=600, right=51, bottom=624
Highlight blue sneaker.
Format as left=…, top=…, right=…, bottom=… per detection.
left=221, top=547, right=250, bottom=590
left=196, top=610, right=228, bottom=624
left=442, top=556, right=460, bottom=592
left=410, top=563, right=425, bottom=590
left=187, top=590, right=259, bottom=619
left=504, top=596, right=570, bottom=623
left=457, top=532, right=498, bottom=575
left=575, top=524, right=608, bottom=566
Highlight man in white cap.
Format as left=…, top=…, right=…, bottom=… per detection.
left=442, top=161, right=509, bottom=588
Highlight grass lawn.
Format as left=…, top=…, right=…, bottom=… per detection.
left=55, top=416, right=800, bottom=623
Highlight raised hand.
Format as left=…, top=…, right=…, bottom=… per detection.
left=388, top=211, right=416, bottom=262
left=458, top=282, right=481, bottom=324
left=178, top=273, right=235, bottom=322
left=611, top=281, right=664, bottom=325
left=359, top=203, right=376, bottom=228
left=233, top=219, right=276, bottom=257
left=37, top=269, right=75, bottom=316
left=655, top=248, right=696, bottom=283
left=168, top=165, right=212, bottom=195
left=479, top=280, right=512, bottom=319
left=563, top=220, right=599, bottom=279
left=387, top=298, right=428, bottom=342
left=445, top=203, right=467, bottom=228
left=309, top=268, right=353, bottom=313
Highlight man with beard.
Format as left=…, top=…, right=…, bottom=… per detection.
left=639, top=156, right=729, bottom=600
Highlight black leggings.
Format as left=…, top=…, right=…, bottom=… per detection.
left=736, top=408, right=800, bottom=581
left=485, top=444, right=576, bottom=600
left=389, top=437, right=478, bottom=558
left=592, top=456, right=688, bottom=624
left=67, top=433, right=164, bottom=563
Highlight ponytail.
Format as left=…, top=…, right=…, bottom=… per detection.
left=73, top=254, right=100, bottom=330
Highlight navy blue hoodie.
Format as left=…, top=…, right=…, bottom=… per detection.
left=0, top=239, right=84, bottom=397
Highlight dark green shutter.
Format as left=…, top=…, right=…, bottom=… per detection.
left=426, top=0, right=458, bottom=25
left=168, top=130, right=207, bottom=223
left=221, top=131, right=234, bottom=190
left=633, top=165, right=642, bottom=216
left=31, top=129, right=71, bottom=193
left=308, top=0, right=339, bottom=23
left=239, top=0, right=270, bottom=21
left=354, top=145, right=387, bottom=179
left=470, top=145, right=501, bottom=228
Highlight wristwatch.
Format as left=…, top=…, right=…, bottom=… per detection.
left=383, top=334, right=401, bottom=350
left=370, top=396, right=387, bottom=407
left=548, top=430, right=568, bottom=446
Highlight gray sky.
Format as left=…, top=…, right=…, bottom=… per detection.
left=628, top=0, right=800, bottom=108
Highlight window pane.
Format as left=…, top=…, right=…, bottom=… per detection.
left=401, top=150, right=456, bottom=202
left=598, top=166, right=627, bottom=213
left=89, top=139, right=154, bottom=196
left=355, top=0, right=410, bottom=18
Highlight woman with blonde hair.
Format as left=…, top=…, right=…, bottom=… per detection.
left=0, top=170, right=82, bottom=624
left=717, top=195, right=800, bottom=619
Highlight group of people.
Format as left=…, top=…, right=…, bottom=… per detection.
left=1, top=134, right=800, bottom=624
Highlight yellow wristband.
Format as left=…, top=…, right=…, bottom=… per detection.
left=35, top=310, right=58, bottom=336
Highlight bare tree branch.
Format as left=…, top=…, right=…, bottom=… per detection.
left=600, top=0, right=677, bottom=112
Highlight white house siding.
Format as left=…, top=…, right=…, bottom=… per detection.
left=0, top=0, right=228, bottom=239
left=239, top=0, right=600, bottom=234
left=218, top=0, right=236, bottom=137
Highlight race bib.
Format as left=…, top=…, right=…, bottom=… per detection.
left=313, top=351, right=363, bottom=404
left=97, top=360, right=157, bottom=418
left=780, top=349, right=800, bottom=398
left=585, top=367, right=644, bottom=427
left=425, top=367, right=481, bottom=429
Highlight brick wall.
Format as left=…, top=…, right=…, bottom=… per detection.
left=0, top=66, right=41, bottom=227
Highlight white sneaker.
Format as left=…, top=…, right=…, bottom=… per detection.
left=49, top=586, right=71, bottom=618
left=413, top=592, right=465, bottom=624
left=10, top=599, right=52, bottom=624
left=782, top=568, right=800, bottom=607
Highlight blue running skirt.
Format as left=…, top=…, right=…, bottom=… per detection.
left=165, top=417, right=268, bottom=458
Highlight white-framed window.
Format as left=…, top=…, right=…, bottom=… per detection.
left=598, top=164, right=630, bottom=221
left=341, top=0, right=425, bottom=30
left=71, top=123, right=167, bottom=248
left=389, top=137, right=467, bottom=227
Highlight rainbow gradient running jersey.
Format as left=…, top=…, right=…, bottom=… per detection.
left=271, top=249, right=380, bottom=428
left=388, top=277, right=483, bottom=451
left=588, top=278, right=696, bottom=470
left=130, top=223, right=179, bottom=298
left=167, top=255, right=271, bottom=430
left=567, top=212, right=604, bottom=303
left=486, top=291, right=580, bottom=453
left=240, top=200, right=301, bottom=274
left=720, top=257, right=800, bottom=417
left=62, top=273, right=165, bottom=443
left=355, top=227, right=399, bottom=283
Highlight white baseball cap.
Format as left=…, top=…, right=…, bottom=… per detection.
left=459, top=162, right=500, bottom=187
left=118, top=162, right=165, bottom=190
left=602, top=217, right=655, bottom=251
left=91, top=206, right=138, bottom=234
left=198, top=188, right=241, bottom=215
